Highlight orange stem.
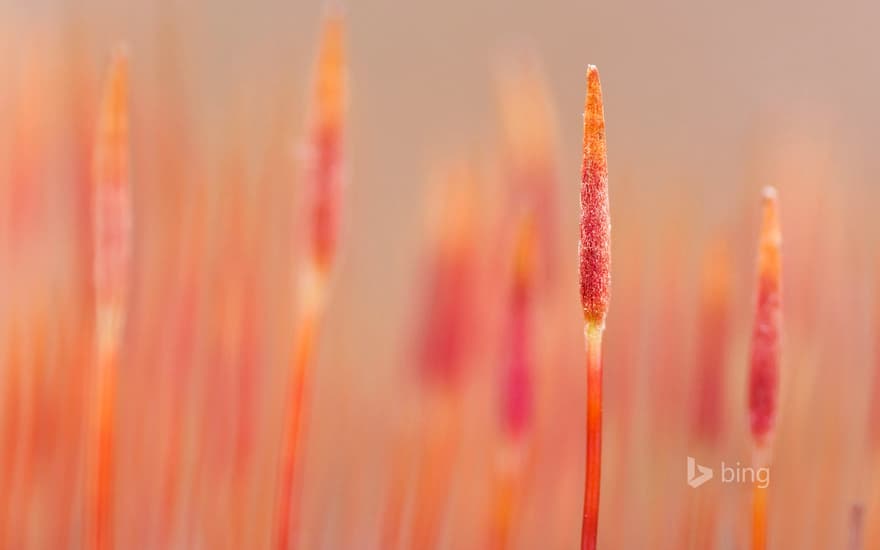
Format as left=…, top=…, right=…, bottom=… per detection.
left=581, top=325, right=603, bottom=550
left=273, top=301, right=318, bottom=550
left=411, top=396, right=457, bottom=550
left=90, top=351, right=116, bottom=550
left=752, top=485, right=767, bottom=550
left=489, top=457, right=518, bottom=550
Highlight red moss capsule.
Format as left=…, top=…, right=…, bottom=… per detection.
left=748, top=187, right=782, bottom=449
left=307, top=12, right=347, bottom=274
left=579, top=66, right=610, bottom=328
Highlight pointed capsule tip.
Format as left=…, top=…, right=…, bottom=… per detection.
left=759, top=187, right=781, bottom=248
left=93, top=47, right=130, bottom=191
left=313, top=10, right=347, bottom=131
left=586, top=65, right=602, bottom=92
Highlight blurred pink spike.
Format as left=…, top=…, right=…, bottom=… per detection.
left=92, top=47, right=131, bottom=356
left=307, top=11, right=347, bottom=274
left=748, top=187, right=782, bottom=452
left=88, top=47, right=130, bottom=550
left=500, top=217, right=536, bottom=440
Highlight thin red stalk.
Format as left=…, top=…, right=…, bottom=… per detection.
left=747, top=187, right=782, bottom=550
left=92, top=351, right=118, bottom=550
left=582, top=327, right=603, bottom=550
left=579, top=65, right=610, bottom=550
left=273, top=12, right=346, bottom=550
left=88, top=49, right=131, bottom=550
left=273, top=286, right=320, bottom=550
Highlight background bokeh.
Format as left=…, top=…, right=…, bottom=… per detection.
left=1, top=0, right=879, bottom=548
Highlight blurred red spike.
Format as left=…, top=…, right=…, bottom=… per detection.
left=748, top=187, right=781, bottom=550
left=416, top=164, right=477, bottom=389
left=501, top=217, right=535, bottom=440
left=579, top=65, right=611, bottom=328
left=489, top=217, right=536, bottom=550
left=748, top=187, right=782, bottom=452
left=88, top=47, right=131, bottom=550
left=92, top=47, right=131, bottom=351
left=408, top=162, right=479, bottom=550
left=308, top=10, right=347, bottom=274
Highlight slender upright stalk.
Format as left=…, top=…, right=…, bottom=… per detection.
left=272, top=12, right=346, bottom=550
left=274, top=269, right=322, bottom=550
left=751, top=484, right=768, bottom=550
left=489, top=464, right=514, bottom=549
left=88, top=49, right=131, bottom=550
left=582, top=325, right=604, bottom=550
left=747, top=187, right=782, bottom=550
left=579, top=65, right=611, bottom=550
